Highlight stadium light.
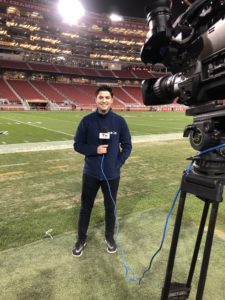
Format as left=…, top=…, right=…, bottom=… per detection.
left=57, top=0, right=85, bottom=25
left=56, top=55, right=66, bottom=61
left=109, top=13, right=123, bottom=22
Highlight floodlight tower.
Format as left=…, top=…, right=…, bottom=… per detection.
left=57, top=0, right=85, bottom=25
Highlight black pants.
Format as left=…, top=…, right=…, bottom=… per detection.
left=77, top=174, right=120, bottom=242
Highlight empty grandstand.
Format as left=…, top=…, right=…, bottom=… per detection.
left=0, top=0, right=184, bottom=111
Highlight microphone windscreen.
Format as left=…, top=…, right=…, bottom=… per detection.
left=99, top=127, right=110, bottom=145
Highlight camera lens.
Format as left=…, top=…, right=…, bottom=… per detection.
left=142, top=73, right=184, bottom=106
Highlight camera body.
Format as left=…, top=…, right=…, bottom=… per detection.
left=141, top=0, right=225, bottom=107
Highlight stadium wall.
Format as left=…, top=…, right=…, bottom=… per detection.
left=0, top=104, right=187, bottom=112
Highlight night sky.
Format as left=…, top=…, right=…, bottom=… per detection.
left=81, top=0, right=188, bottom=19
left=81, top=0, right=151, bottom=18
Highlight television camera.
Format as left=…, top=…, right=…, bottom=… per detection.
left=141, top=0, right=225, bottom=107
left=141, top=0, right=225, bottom=299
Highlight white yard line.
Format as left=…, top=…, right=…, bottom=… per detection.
left=132, top=132, right=182, bottom=143
left=0, top=163, right=29, bottom=168
left=0, top=133, right=183, bottom=154
left=0, top=116, right=73, bottom=137
left=0, top=140, right=73, bottom=154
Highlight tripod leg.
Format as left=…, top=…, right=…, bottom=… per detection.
left=161, top=190, right=187, bottom=300
left=195, top=201, right=219, bottom=300
left=186, top=201, right=210, bottom=288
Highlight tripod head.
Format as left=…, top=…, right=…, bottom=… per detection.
left=183, top=101, right=225, bottom=178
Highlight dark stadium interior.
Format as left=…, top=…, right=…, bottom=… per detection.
left=0, top=0, right=188, bottom=112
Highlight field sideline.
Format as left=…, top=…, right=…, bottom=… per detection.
left=1, top=110, right=225, bottom=299
left=0, top=132, right=183, bottom=154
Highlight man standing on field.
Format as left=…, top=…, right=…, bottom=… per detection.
left=72, top=84, right=132, bottom=257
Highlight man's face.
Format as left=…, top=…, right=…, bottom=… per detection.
left=95, top=90, right=113, bottom=114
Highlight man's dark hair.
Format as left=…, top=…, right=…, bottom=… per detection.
left=95, top=85, right=113, bottom=98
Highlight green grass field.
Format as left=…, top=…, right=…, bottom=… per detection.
left=1, top=110, right=225, bottom=300
left=0, top=111, right=191, bottom=144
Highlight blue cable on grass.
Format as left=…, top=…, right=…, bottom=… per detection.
left=100, top=142, right=225, bottom=285
left=138, top=160, right=193, bottom=285
left=101, top=154, right=138, bottom=283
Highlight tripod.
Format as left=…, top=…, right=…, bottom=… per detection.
left=161, top=103, right=225, bottom=300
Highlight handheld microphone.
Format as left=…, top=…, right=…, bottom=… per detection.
left=99, top=127, right=110, bottom=145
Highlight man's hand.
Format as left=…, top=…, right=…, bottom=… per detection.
left=97, top=145, right=108, bottom=154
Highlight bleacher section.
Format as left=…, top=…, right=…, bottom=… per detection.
left=0, top=59, right=162, bottom=80
left=0, top=59, right=30, bottom=71
left=49, top=82, right=97, bottom=105
left=81, top=69, right=101, bottom=77
left=112, top=69, right=135, bottom=78
left=28, top=62, right=58, bottom=73
left=123, top=86, right=142, bottom=103
left=8, top=79, right=45, bottom=101
left=0, top=78, right=19, bottom=103
left=31, top=80, right=66, bottom=103
left=113, top=86, right=140, bottom=105
left=53, top=65, right=85, bottom=75
left=0, top=78, right=145, bottom=108
left=0, top=59, right=171, bottom=110
left=131, top=69, right=154, bottom=79
left=0, top=78, right=187, bottom=112
left=96, top=69, right=115, bottom=78
left=73, top=84, right=96, bottom=104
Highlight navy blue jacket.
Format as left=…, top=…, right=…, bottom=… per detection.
left=74, top=109, right=132, bottom=180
